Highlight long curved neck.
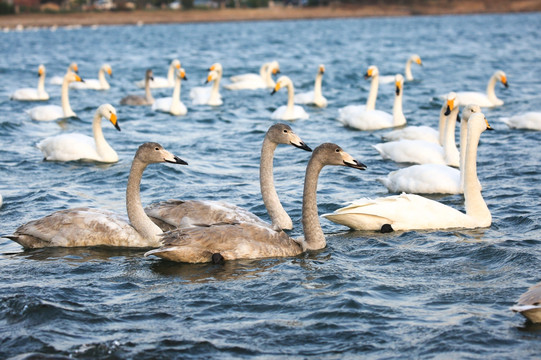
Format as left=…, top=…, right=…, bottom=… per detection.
left=463, top=126, right=490, bottom=222
left=285, top=82, right=295, bottom=116
left=438, top=105, right=447, bottom=145
left=265, top=66, right=276, bottom=88
left=38, top=72, right=46, bottom=94
left=301, top=156, right=325, bottom=250
left=98, top=68, right=109, bottom=89
left=126, top=159, right=163, bottom=243
left=365, top=75, right=379, bottom=111
left=209, top=75, right=221, bottom=104
left=92, top=112, right=117, bottom=162
left=442, top=106, right=459, bottom=162
left=392, top=87, right=406, bottom=126
left=145, top=77, right=154, bottom=103
left=459, top=116, right=468, bottom=188
left=405, top=58, right=414, bottom=81
left=259, top=64, right=268, bottom=79
left=61, top=78, right=75, bottom=117
left=167, top=64, right=175, bottom=83
left=314, top=72, right=323, bottom=99
left=486, top=74, right=500, bottom=104
left=171, top=76, right=181, bottom=108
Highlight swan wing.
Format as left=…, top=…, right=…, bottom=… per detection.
left=501, top=112, right=541, bottom=130
left=70, top=79, right=101, bottom=90
left=230, top=73, right=261, bottom=83
left=338, top=107, right=392, bottom=130
left=152, top=97, right=173, bottom=112
left=382, top=126, right=439, bottom=143
left=37, top=133, right=101, bottom=162
left=27, top=105, right=64, bottom=121
left=373, top=140, right=445, bottom=165
left=136, top=76, right=171, bottom=89
left=190, top=86, right=212, bottom=105
left=224, top=79, right=266, bottom=90
left=455, top=92, right=494, bottom=107
left=11, top=88, right=49, bottom=101
left=377, top=164, right=461, bottom=194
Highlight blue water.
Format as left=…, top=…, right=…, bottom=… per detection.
left=1, top=13, right=541, bottom=359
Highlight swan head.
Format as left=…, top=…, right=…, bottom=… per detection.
left=395, top=74, right=404, bottom=96
left=271, top=76, right=292, bottom=95
left=206, top=70, right=220, bottom=84
left=38, top=64, right=46, bottom=77
left=209, top=63, right=223, bottom=74
left=176, top=68, right=187, bottom=81
left=267, top=123, right=312, bottom=152
left=411, top=54, right=422, bottom=66
left=495, top=70, right=508, bottom=88
left=364, top=65, right=379, bottom=80
left=461, top=104, right=482, bottom=122
left=468, top=113, right=493, bottom=133
left=69, top=62, right=78, bottom=73
left=145, top=69, right=154, bottom=81
left=65, top=71, right=84, bottom=84
left=98, top=104, right=120, bottom=131
left=269, top=61, right=280, bottom=75
left=103, top=64, right=113, bottom=77
left=444, top=92, right=457, bottom=116
left=135, top=142, right=188, bottom=166
left=171, top=59, right=181, bottom=70
left=318, top=64, right=325, bottom=74
left=313, top=143, right=366, bottom=170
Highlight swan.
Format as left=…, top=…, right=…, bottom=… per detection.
left=225, top=61, right=280, bottom=90
left=373, top=93, right=460, bottom=166
left=190, top=63, right=223, bottom=106
left=145, top=123, right=311, bottom=231
left=377, top=104, right=481, bottom=194
left=144, top=143, right=366, bottom=263
left=294, top=64, right=327, bottom=108
left=37, top=104, right=121, bottom=163
left=5, top=143, right=187, bottom=248
left=136, top=59, right=180, bottom=89
left=379, top=54, right=423, bottom=84
left=11, top=64, right=49, bottom=101
left=338, top=65, right=380, bottom=118
left=49, top=62, right=78, bottom=85
left=70, top=64, right=112, bottom=90
left=26, top=72, right=84, bottom=121
left=323, top=112, right=493, bottom=231
left=511, top=282, right=541, bottom=323
left=455, top=70, right=508, bottom=107
left=270, top=76, right=309, bottom=121
left=339, top=73, right=406, bottom=130
left=152, top=68, right=187, bottom=115
left=120, top=69, right=154, bottom=106
left=500, top=112, right=541, bottom=130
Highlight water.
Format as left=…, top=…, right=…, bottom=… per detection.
left=1, top=13, right=541, bottom=359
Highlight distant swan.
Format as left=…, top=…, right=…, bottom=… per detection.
left=121, top=69, right=154, bottom=106
left=511, top=282, right=541, bottom=323
left=323, top=113, right=493, bottom=231
left=152, top=68, right=188, bottom=115
left=190, top=63, right=223, bottom=106
left=294, top=64, right=327, bottom=108
left=145, top=123, right=312, bottom=231
left=455, top=70, right=508, bottom=107
left=5, top=143, right=187, bottom=248
left=144, top=143, right=366, bottom=263
left=49, top=62, right=78, bottom=85
left=500, top=112, right=541, bottom=130
left=70, top=64, right=112, bottom=90
left=37, top=104, right=121, bottom=163
left=136, top=59, right=180, bottom=88
left=379, top=54, right=423, bottom=84
left=26, top=72, right=84, bottom=121
left=270, top=76, right=309, bottom=121
left=11, top=64, right=49, bottom=101
left=226, top=61, right=280, bottom=90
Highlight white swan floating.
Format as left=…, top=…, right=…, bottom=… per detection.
left=5, top=143, right=187, bottom=248
left=37, top=104, right=121, bottom=163
left=144, top=143, right=366, bottom=263
left=49, top=62, right=78, bottom=85
left=379, top=54, right=423, bottom=84
left=121, top=69, right=154, bottom=106
left=323, top=113, right=493, bottom=231
left=294, top=64, right=327, bottom=108
left=190, top=63, right=223, bottom=106
left=226, top=61, right=280, bottom=90
left=152, top=68, right=187, bottom=116
left=271, top=76, right=309, bottom=121
left=70, top=64, right=112, bottom=90
left=511, top=282, right=541, bottom=323
left=136, top=59, right=180, bottom=89
left=455, top=70, right=508, bottom=107
left=500, top=112, right=541, bottom=130
left=11, top=64, right=49, bottom=101
left=27, top=72, right=84, bottom=121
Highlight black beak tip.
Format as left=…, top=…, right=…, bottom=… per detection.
left=345, top=160, right=367, bottom=170
left=114, top=123, right=121, bottom=131
left=80, top=78, right=85, bottom=83
left=168, top=156, right=188, bottom=165
left=271, top=89, right=277, bottom=95
left=444, top=106, right=451, bottom=116
left=395, top=87, right=400, bottom=96
left=504, top=82, right=509, bottom=88
left=184, top=76, right=188, bottom=81
left=293, top=142, right=312, bottom=152
left=486, top=127, right=494, bottom=131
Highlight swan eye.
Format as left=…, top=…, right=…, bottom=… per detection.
left=335, top=148, right=340, bottom=153
left=283, top=129, right=288, bottom=133
left=155, top=147, right=159, bottom=151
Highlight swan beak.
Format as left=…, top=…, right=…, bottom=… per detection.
left=75, top=75, right=85, bottom=83
left=73, top=65, right=79, bottom=73
left=291, top=140, right=312, bottom=152
left=417, top=59, right=423, bottom=66
left=272, top=68, right=280, bottom=75
left=501, top=75, right=509, bottom=88
left=38, top=68, right=44, bottom=76
left=395, top=81, right=401, bottom=96
left=342, top=151, right=367, bottom=170
left=319, top=65, right=325, bottom=74
left=364, top=68, right=373, bottom=80
left=110, top=113, right=120, bottom=131
left=165, top=154, right=188, bottom=165
left=444, top=99, right=454, bottom=116
left=485, top=117, right=494, bottom=131
left=271, top=83, right=281, bottom=95
left=150, top=76, right=154, bottom=81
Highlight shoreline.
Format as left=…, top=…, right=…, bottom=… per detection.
left=1, top=2, right=541, bottom=29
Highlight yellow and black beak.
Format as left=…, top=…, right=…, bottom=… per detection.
left=110, top=113, right=120, bottom=131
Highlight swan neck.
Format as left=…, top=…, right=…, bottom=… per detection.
left=442, top=106, right=459, bottom=160
left=38, top=72, right=46, bottom=93
left=167, top=64, right=175, bottom=83
left=265, top=66, right=276, bottom=87
left=301, top=156, right=325, bottom=250
left=366, top=74, right=379, bottom=111
left=171, top=76, right=182, bottom=107
left=459, top=118, right=468, bottom=187
left=392, top=86, right=405, bottom=126
left=209, top=75, right=221, bottom=103
left=463, top=126, right=490, bottom=222
left=286, top=82, right=295, bottom=115
left=438, top=105, right=447, bottom=145
left=61, top=78, right=74, bottom=117
left=92, top=112, right=116, bottom=162
left=486, top=74, right=500, bottom=103
left=98, top=68, right=109, bottom=89
left=405, top=58, right=414, bottom=81
left=314, top=72, right=323, bottom=98
left=145, top=77, right=154, bottom=103
left=259, top=64, right=267, bottom=79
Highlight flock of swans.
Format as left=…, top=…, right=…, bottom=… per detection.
left=4, top=54, right=540, bottom=324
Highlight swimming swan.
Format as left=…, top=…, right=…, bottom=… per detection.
left=121, top=69, right=154, bottom=106
left=271, top=76, right=309, bottom=121
left=455, top=70, right=508, bottom=107
left=379, top=54, right=423, bottom=84
left=49, top=62, right=78, bottom=85
left=27, top=72, right=84, bottom=121
left=144, top=143, right=366, bottom=263
left=294, top=64, right=327, bottom=108
left=500, top=112, right=541, bottom=130
left=136, top=59, right=180, bottom=89
left=511, top=282, right=541, bottom=323
left=37, top=104, right=121, bottom=163
left=190, top=63, right=223, bottom=106
left=323, top=112, right=493, bottom=231
left=145, top=123, right=312, bottom=231
left=339, top=73, right=406, bottom=130
left=226, top=61, right=280, bottom=90
left=152, top=68, right=188, bottom=115
left=5, top=143, right=187, bottom=248
left=11, top=64, right=49, bottom=101
left=70, top=64, right=112, bottom=90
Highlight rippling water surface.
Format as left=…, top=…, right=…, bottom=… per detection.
left=1, top=13, right=541, bottom=359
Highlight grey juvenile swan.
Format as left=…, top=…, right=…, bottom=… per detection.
left=121, top=69, right=155, bottom=106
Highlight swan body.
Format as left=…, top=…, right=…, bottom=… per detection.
left=145, top=124, right=312, bottom=231
left=37, top=104, right=121, bottom=163
left=11, top=64, right=49, bottom=101
left=511, top=282, right=541, bottom=323
left=152, top=68, right=187, bottom=115
left=190, top=63, right=223, bottom=106
left=136, top=59, right=180, bottom=88
left=121, top=69, right=154, bottom=106
left=226, top=61, right=280, bottom=90
left=501, top=112, right=541, bottom=130
left=144, top=143, right=366, bottom=263
left=294, top=64, right=327, bottom=108
left=26, top=72, right=84, bottom=121
left=455, top=70, right=508, bottom=107
left=70, top=64, right=112, bottom=90
left=323, top=113, right=492, bottom=231
left=6, top=143, right=187, bottom=249
left=49, top=62, right=78, bottom=85
left=379, top=54, right=423, bottom=84
left=271, top=76, right=309, bottom=121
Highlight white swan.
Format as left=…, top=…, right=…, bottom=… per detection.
left=294, top=64, right=327, bottom=108
left=144, top=143, right=366, bottom=263
left=323, top=113, right=493, bottom=231
left=26, top=72, right=84, bottom=121
left=5, top=143, right=187, bottom=248
left=511, top=282, right=541, bottom=323
left=379, top=54, right=423, bottom=84
left=49, top=62, right=78, bottom=85
left=226, top=61, right=280, bottom=90
left=270, top=76, right=309, bottom=121
left=145, top=123, right=312, bottom=231
left=152, top=68, right=187, bottom=115
left=339, top=73, right=406, bottom=130
left=37, top=104, right=121, bottom=163
left=120, top=69, right=154, bottom=106
left=500, top=112, right=541, bottom=130
left=70, top=64, right=112, bottom=90
left=338, top=65, right=380, bottom=120
left=11, top=64, right=49, bottom=101
left=455, top=70, right=508, bottom=107
left=136, top=59, right=180, bottom=89
left=190, top=63, right=223, bottom=106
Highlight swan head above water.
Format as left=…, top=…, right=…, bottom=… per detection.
left=271, top=76, right=293, bottom=95
left=461, top=104, right=482, bottom=122
left=411, top=54, right=422, bottom=66
left=206, top=70, right=220, bottom=83
left=38, top=64, right=46, bottom=77
left=135, top=142, right=188, bottom=166
left=267, top=123, right=312, bottom=152
left=176, top=68, right=187, bottom=81
left=364, top=65, right=379, bottom=80
left=318, top=64, right=325, bottom=75
left=314, top=143, right=367, bottom=170
left=444, top=92, right=458, bottom=115
left=68, top=62, right=79, bottom=73
left=102, top=64, right=113, bottom=77
left=494, top=70, right=509, bottom=88
left=98, top=103, right=120, bottom=131
left=209, top=63, right=223, bottom=75
left=395, top=74, right=404, bottom=95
